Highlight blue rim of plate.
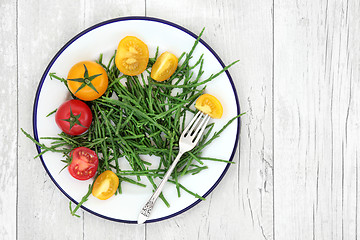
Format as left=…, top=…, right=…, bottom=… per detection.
left=33, top=16, right=241, bottom=224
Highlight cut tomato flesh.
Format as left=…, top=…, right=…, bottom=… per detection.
left=68, top=147, right=98, bottom=180
left=115, top=36, right=149, bottom=76
left=151, top=52, right=178, bottom=82
left=195, top=94, right=223, bottom=119
left=92, top=170, right=119, bottom=200
left=92, top=179, right=111, bottom=198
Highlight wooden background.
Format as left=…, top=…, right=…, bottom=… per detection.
left=1, top=0, right=359, bottom=239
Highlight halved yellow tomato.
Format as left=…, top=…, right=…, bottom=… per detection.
left=195, top=94, right=223, bottom=119
left=92, top=170, right=119, bottom=200
left=115, top=36, right=149, bottom=76
left=67, top=61, right=108, bottom=101
left=150, top=52, right=178, bottom=82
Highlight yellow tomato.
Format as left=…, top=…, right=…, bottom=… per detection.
left=92, top=170, right=119, bottom=200
left=150, top=52, right=178, bottom=82
left=67, top=61, right=108, bottom=101
left=115, top=36, right=149, bottom=76
left=195, top=94, right=223, bottom=119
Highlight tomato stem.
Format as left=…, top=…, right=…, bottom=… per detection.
left=67, top=64, right=101, bottom=94
left=60, top=105, right=87, bottom=131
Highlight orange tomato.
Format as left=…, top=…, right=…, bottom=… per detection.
left=150, top=52, right=178, bottom=82
left=92, top=170, right=119, bottom=200
left=67, top=61, right=108, bottom=101
left=195, top=94, right=223, bottom=119
left=115, top=36, right=149, bottom=76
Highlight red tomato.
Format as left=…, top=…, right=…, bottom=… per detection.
left=68, top=147, right=98, bottom=180
left=55, top=99, right=92, bottom=135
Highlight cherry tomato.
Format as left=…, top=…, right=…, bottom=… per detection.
left=92, top=170, right=119, bottom=200
left=68, top=147, right=98, bottom=180
left=195, top=94, right=223, bottom=119
left=151, top=52, right=178, bottom=82
left=55, top=99, right=92, bottom=135
left=67, top=61, right=108, bottom=101
left=115, top=36, right=149, bottom=76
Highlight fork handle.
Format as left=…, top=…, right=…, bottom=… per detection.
left=138, top=151, right=184, bottom=224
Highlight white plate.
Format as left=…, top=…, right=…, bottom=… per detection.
left=33, top=17, right=241, bottom=223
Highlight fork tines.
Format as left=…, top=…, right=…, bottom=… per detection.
left=182, top=111, right=211, bottom=143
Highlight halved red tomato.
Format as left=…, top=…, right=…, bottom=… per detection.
left=55, top=99, right=92, bottom=136
left=68, top=147, right=98, bottom=180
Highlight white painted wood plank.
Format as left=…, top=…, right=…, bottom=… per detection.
left=17, top=1, right=86, bottom=239
left=81, top=1, right=147, bottom=240
left=83, top=0, right=145, bottom=29
left=0, top=1, right=17, bottom=239
left=274, top=0, right=360, bottom=239
left=146, top=0, right=273, bottom=239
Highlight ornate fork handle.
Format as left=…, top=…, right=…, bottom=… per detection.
left=138, top=151, right=184, bottom=223
left=140, top=200, right=155, bottom=218
left=137, top=112, right=210, bottom=224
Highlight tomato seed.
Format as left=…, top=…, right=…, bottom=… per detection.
left=129, top=46, right=138, bottom=54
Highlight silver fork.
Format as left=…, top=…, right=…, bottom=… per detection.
left=137, top=111, right=211, bottom=224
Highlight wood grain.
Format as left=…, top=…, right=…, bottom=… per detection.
left=17, top=0, right=86, bottom=239
left=274, top=0, right=360, bottom=239
left=146, top=0, right=274, bottom=239
left=0, top=1, right=17, bottom=239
